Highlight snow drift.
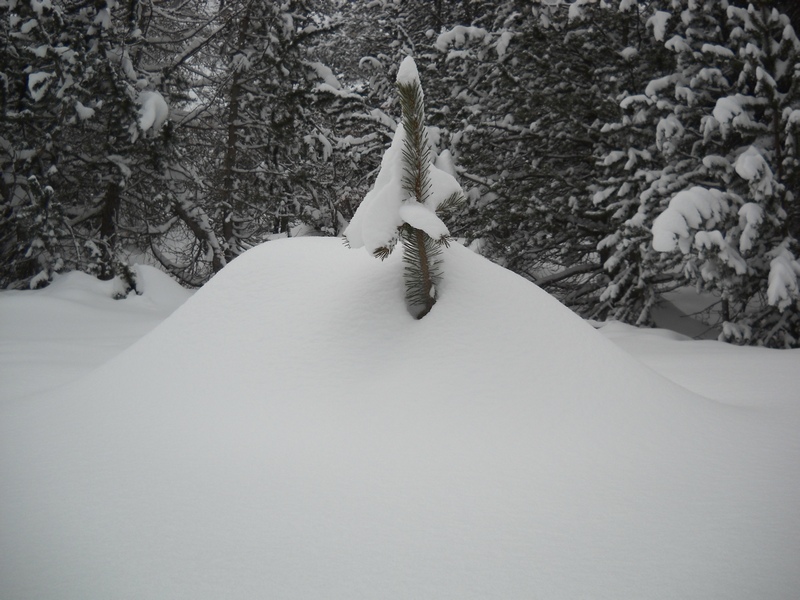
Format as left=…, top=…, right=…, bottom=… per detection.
left=1, top=238, right=798, bottom=599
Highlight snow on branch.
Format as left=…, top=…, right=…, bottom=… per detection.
left=652, top=186, right=754, bottom=278
left=652, top=186, right=728, bottom=254
left=647, top=11, right=671, bottom=42
left=768, top=248, right=800, bottom=311
left=137, top=90, right=169, bottom=133
left=434, top=26, right=489, bottom=52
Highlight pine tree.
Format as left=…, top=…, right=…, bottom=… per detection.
left=344, top=56, right=465, bottom=319
left=630, top=0, right=800, bottom=346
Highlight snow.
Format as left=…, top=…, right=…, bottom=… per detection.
left=93, top=7, right=111, bottom=29
left=702, top=43, right=735, bottom=59
left=137, top=90, right=169, bottom=132
left=735, top=145, right=770, bottom=182
left=0, top=265, right=191, bottom=399
left=343, top=124, right=407, bottom=253
left=652, top=186, right=727, bottom=253
left=434, top=148, right=458, bottom=178
left=396, top=55, right=420, bottom=86
left=656, top=114, right=684, bottom=153
left=1, top=238, right=799, bottom=599
left=74, top=100, right=95, bottom=120
left=306, top=60, right=342, bottom=89
left=767, top=249, right=800, bottom=311
left=27, top=71, right=53, bottom=102
left=20, top=18, right=38, bottom=34
left=343, top=119, right=461, bottom=253
left=597, top=319, right=799, bottom=406
left=735, top=146, right=774, bottom=200
left=712, top=95, right=757, bottom=137
left=313, top=83, right=362, bottom=100
left=665, top=35, right=691, bottom=53
left=495, top=31, right=512, bottom=58
left=568, top=0, right=590, bottom=21
left=644, top=74, right=674, bottom=98
left=786, top=109, right=800, bottom=130
left=694, top=229, right=748, bottom=275
left=648, top=10, right=671, bottom=42
left=31, top=0, right=52, bottom=16
left=738, top=202, right=763, bottom=253
left=434, top=26, right=489, bottom=52
left=398, top=201, right=449, bottom=239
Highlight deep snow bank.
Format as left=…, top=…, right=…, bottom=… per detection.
left=0, top=265, right=192, bottom=398
left=1, top=238, right=798, bottom=599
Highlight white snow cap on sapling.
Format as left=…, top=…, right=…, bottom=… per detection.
left=399, top=201, right=449, bottom=240
left=342, top=127, right=408, bottom=254
left=345, top=56, right=464, bottom=256
left=345, top=55, right=466, bottom=318
left=396, top=55, right=421, bottom=86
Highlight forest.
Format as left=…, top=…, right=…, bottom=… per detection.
left=2, top=0, right=800, bottom=347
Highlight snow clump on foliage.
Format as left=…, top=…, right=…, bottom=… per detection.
left=137, top=90, right=169, bottom=133
left=344, top=57, right=462, bottom=256
left=652, top=186, right=727, bottom=254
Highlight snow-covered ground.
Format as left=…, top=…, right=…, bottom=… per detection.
left=1, top=238, right=799, bottom=599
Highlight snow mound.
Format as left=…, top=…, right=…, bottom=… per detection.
left=0, top=265, right=192, bottom=398
left=1, top=238, right=798, bottom=599
left=33, top=264, right=191, bottom=310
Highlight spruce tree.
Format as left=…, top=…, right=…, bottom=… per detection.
left=344, top=56, right=465, bottom=319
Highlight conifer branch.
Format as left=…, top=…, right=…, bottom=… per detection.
left=397, top=74, right=442, bottom=318
left=398, top=81, right=433, bottom=205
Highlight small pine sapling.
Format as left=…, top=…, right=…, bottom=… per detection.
left=344, top=56, right=465, bottom=318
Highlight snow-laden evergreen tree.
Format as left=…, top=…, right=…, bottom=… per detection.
left=344, top=56, right=464, bottom=318
left=591, top=0, right=718, bottom=325
left=0, top=0, right=175, bottom=288
left=436, top=0, right=663, bottom=315
left=626, top=0, right=800, bottom=346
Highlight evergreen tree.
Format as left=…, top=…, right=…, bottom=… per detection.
left=436, top=1, right=662, bottom=315
left=0, top=0, right=174, bottom=287
left=344, top=56, right=464, bottom=318
left=635, top=0, right=800, bottom=346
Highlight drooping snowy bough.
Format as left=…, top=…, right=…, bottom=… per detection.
left=344, top=57, right=465, bottom=318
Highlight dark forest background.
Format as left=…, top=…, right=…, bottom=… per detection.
left=3, top=0, right=800, bottom=346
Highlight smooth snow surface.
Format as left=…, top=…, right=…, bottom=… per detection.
left=2, top=238, right=799, bottom=600
left=0, top=265, right=191, bottom=398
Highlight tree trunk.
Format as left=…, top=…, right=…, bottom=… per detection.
left=220, top=2, right=252, bottom=262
